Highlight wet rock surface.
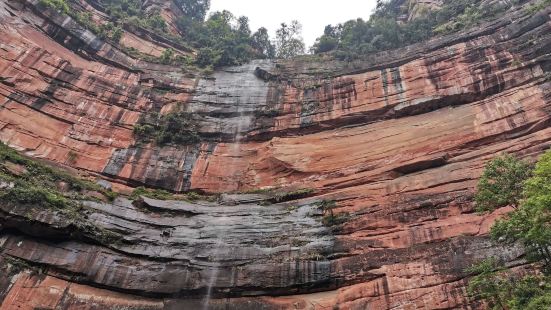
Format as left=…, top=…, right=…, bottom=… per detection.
left=0, top=195, right=334, bottom=297
left=0, top=0, right=550, bottom=308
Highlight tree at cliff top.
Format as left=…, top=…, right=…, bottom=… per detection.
left=251, top=27, right=276, bottom=59
left=175, top=0, right=210, bottom=21
left=311, top=0, right=519, bottom=59
left=274, top=21, right=306, bottom=59
left=176, top=9, right=276, bottom=68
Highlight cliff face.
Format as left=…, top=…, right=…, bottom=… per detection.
left=0, top=0, right=550, bottom=309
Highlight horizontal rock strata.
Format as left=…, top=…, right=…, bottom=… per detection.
left=0, top=0, right=550, bottom=309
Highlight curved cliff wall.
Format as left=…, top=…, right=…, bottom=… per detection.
left=0, top=0, right=550, bottom=309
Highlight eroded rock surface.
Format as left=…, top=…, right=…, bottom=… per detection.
left=0, top=0, right=551, bottom=309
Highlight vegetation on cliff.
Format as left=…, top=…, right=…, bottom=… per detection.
left=0, top=143, right=120, bottom=244
left=130, top=186, right=209, bottom=201
left=178, top=10, right=275, bottom=68
left=475, top=154, right=532, bottom=212
left=312, top=0, right=521, bottom=60
left=133, top=111, right=200, bottom=145
left=39, top=0, right=306, bottom=68
left=176, top=11, right=307, bottom=67
left=273, top=21, right=306, bottom=59
left=39, top=0, right=69, bottom=14
left=0, top=143, right=116, bottom=204
left=468, top=152, right=551, bottom=309
left=73, top=11, right=124, bottom=42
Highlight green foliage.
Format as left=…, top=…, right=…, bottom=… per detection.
left=312, top=0, right=515, bottom=59
left=133, top=123, right=156, bottom=137
left=322, top=212, right=350, bottom=227
left=130, top=186, right=211, bottom=202
left=272, top=188, right=315, bottom=203
left=466, top=261, right=551, bottom=310
left=133, top=111, right=200, bottom=146
left=527, top=0, right=551, bottom=14
left=251, top=27, right=276, bottom=59
left=39, top=0, right=69, bottom=14
left=130, top=186, right=174, bottom=200
left=175, top=0, right=211, bottom=21
left=195, top=47, right=221, bottom=67
left=176, top=10, right=274, bottom=68
left=160, top=48, right=175, bottom=64
left=274, top=21, right=305, bottom=59
left=254, top=109, right=280, bottom=118
left=466, top=258, right=511, bottom=309
left=3, top=256, right=34, bottom=277
left=102, top=0, right=142, bottom=20
left=144, top=12, right=168, bottom=31
left=475, top=154, right=532, bottom=212
left=316, top=200, right=337, bottom=212
left=0, top=142, right=117, bottom=204
left=0, top=143, right=120, bottom=244
left=2, top=186, right=71, bottom=209
left=491, top=151, right=551, bottom=268
left=468, top=150, right=551, bottom=309
left=96, top=0, right=166, bottom=34
left=507, top=276, right=551, bottom=310
left=314, top=199, right=350, bottom=227
left=72, top=12, right=124, bottom=43
left=312, top=36, right=338, bottom=54
left=67, top=0, right=274, bottom=68
left=124, top=12, right=167, bottom=32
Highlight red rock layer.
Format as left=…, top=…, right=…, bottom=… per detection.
left=0, top=0, right=550, bottom=309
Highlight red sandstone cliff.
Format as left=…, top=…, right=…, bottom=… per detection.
left=0, top=0, right=550, bottom=309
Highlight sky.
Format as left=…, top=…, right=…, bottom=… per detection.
left=209, top=0, right=378, bottom=49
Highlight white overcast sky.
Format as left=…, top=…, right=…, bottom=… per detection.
left=209, top=0, right=378, bottom=48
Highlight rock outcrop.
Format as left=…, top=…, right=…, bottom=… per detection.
left=0, top=0, right=550, bottom=309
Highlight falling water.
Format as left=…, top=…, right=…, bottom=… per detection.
left=202, top=239, right=223, bottom=310
left=201, top=60, right=272, bottom=308
left=229, top=64, right=254, bottom=189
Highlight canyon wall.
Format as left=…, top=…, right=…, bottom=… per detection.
left=0, top=0, right=551, bottom=309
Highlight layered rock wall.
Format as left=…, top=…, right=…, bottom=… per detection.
left=0, top=0, right=551, bottom=309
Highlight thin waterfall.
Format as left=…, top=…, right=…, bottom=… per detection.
left=202, top=239, right=222, bottom=309
left=201, top=61, right=270, bottom=308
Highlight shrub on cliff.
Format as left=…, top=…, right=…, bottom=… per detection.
left=133, top=111, right=200, bottom=146
left=0, top=142, right=117, bottom=204
left=467, top=150, right=551, bottom=309
left=160, top=48, right=175, bottom=64
left=491, top=151, right=551, bottom=268
left=3, top=186, right=71, bottom=209
left=0, top=143, right=121, bottom=245
left=466, top=259, right=551, bottom=310
left=156, top=112, right=200, bottom=145
left=40, top=0, right=69, bottom=14
left=71, top=8, right=123, bottom=43
left=527, top=0, right=551, bottom=14
left=475, top=154, right=532, bottom=212
left=98, top=0, right=167, bottom=33
left=465, top=258, right=511, bottom=309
